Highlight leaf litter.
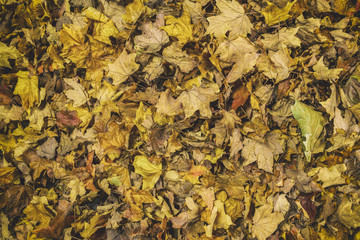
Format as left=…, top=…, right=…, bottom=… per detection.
left=1, top=0, right=360, bottom=239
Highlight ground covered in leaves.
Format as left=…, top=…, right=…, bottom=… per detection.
left=1, top=0, right=360, bottom=239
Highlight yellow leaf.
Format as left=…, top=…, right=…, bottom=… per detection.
left=64, top=77, right=88, bottom=107
left=107, top=50, right=139, bottom=86
left=93, top=20, right=119, bottom=45
left=134, top=20, right=169, bottom=53
left=133, top=155, right=162, bottom=189
left=183, top=165, right=209, bottom=184
left=68, top=178, right=86, bottom=203
left=262, top=1, right=296, bottom=26
left=82, top=7, right=109, bottom=23
left=0, top=41, right=21, bottom=68
left=81, top=213, right=108, bottom=239
left=336, top=197, right=360, bottom=228
left=122, top=0, right=145, bottom=24
left=14, top=71, right=39, bottom=110
left=313, top=56, right=343, bottom=81
left=23, top=203, right=54, bottom=230
left=162, top=12, right=193, bottom=45
left=0, top=167, right=17, bottom=185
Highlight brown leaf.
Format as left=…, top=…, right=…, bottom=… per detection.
left=231, top=86, right=250, bottom=110
left=56, top=110, right=82, bottom=128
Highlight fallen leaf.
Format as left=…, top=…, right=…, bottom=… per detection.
left=162, top=43, right=197, bottom=73
left=134, top=15, right=169, bottom=52
left=262, top=1, right=296, bottom=26
left=313, top=56, right=343, bottom=81
left=291, top=100, right=326, bottom=162
left=206, top=0, right=253, bottom=38
left=161, top=11, right=193, bottom=45
left=242, top=131, right=283, bottom=172
left=0, top=41, right=21, bottom=68
left=133, top=155, right=162, bottom=189
left=68, top=178, right=86, bottom=203
left=107, top=50, right=140, bottom=86
left=14, top=71, right=39, bottom=110
left=177, top=86, right=218, bottom=118
left=251, top=204, right=284, bottom=240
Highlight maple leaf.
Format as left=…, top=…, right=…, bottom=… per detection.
left=133, top=155, right=162, bottom=189
left=242, top=131, right=283, bottom=172
left=182, top=165, right=209, bottom=184
left=27, top=104, right=51, bottom=131
left=313, top=56, right=343, bottom=81
left=155, top=89, right=182, bottom=116
left=64, top=77, right=88, bottom=107
left=320, top=84, right=338, bottom=120
left=14, top=71, right=39, bottom=110
left=143, top=57, right=164, bottom=82
left=336, top=197, right=360, bottom=228
left=68, top=178, right=86, bottom=203
left=261, top=27, right=301, bottom=51
left=183, top=0, right=204, bottom=24
left=23, top=203, right=54, bottom=230
left=161, top=11, right=193, bottom=45
left=262, top=1, right=296, bottom=26
left=162, top=43, right=197, bottom=73
left=308, top=164, right=347, bottom=188
left=134, top=15, right=169, bottom=52
left=177, top=86, right=218, bottom=119
left=206, top=0, right=253, bottom=38
left=215, top=36, right=257, bottom=64
left=107, top=50, right=140, bottom=86
left=251, top=204, right=284, bottom=240
left=122, top=0, right=146, bottom=24
left=0, top=41, right=21, bottom=68
left=257, top=48, right=292, bottom=82
left=226, top=52, right=258, bottom=83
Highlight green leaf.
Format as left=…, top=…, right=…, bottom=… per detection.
left=291, top=100, right=325, bottom=162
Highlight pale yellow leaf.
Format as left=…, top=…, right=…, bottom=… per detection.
left=107, top=50, right=139, bottom=85
left=251, top=204, right=284, bottom=240
left=313, top=56, right=343, bottom=81
left=206, top=0, right=252, bottom=38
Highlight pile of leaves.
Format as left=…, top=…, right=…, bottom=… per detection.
left=1, top=0, right=360, bottom=239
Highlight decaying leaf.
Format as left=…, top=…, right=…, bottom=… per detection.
left=2, top=0, right=360, bottom=239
